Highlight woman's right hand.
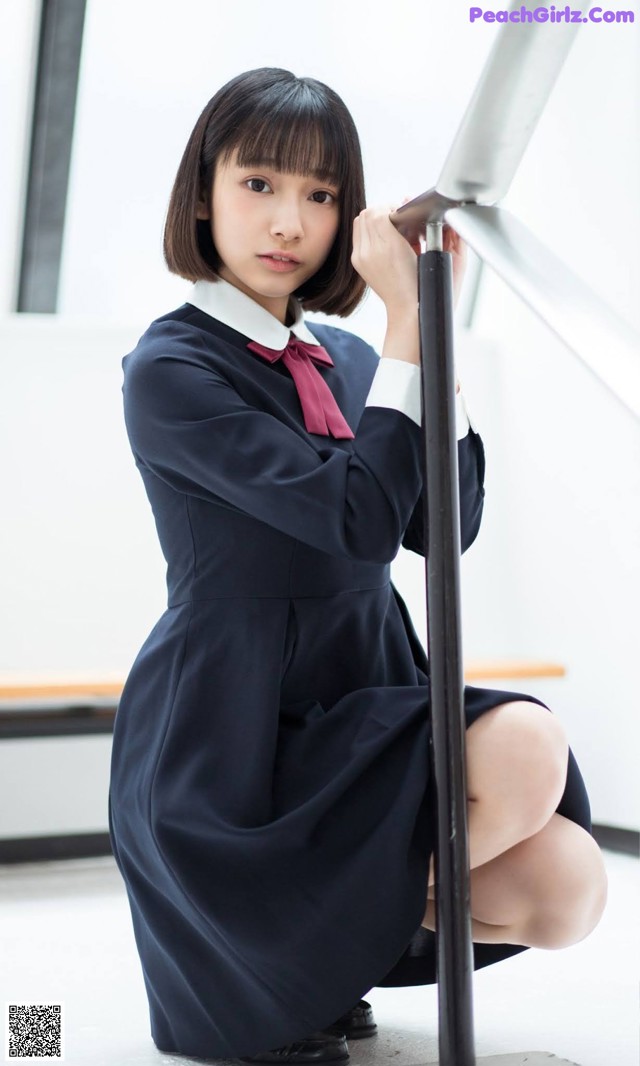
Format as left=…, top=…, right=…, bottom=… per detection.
left=351, top=204, right=419, bottom=321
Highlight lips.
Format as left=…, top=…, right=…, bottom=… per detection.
left=257, top=254, right=302, bottom=273
left=259, top=252, right=301, bottom=264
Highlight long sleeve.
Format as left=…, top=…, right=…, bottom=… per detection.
left=123, top=348, right=425, bottom=565
left=362, top=357, right=486, bottom=556
left=364, top=357, right=472, bottom=441
left=401, top=428, right=486, bottom=556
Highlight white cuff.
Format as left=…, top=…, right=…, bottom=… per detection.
left=455, top=389, right=470, bottom=439
left=365, top=358, right=476, bottom=441
left=364, top=357, right=421, bottom=427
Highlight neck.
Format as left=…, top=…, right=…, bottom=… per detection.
left=284, top=297, right=296, bottom=329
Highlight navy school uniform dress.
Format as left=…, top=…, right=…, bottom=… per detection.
left=108, top=276, right=592, bottom=1060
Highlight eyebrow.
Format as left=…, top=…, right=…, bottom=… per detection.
left=237, top=159, right=340, bottom=187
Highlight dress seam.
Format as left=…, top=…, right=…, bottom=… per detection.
left=185, top=494, right=198, bottom=589
left=166, top=582, right=391, bottom=605
left=287, top=540, right=297, bottom=599
left=146, top=601, right=297, bottom=1017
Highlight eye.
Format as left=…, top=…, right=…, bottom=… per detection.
left=245, top=178, right=272, bottom=193
left=311, top=190, right=337, bottom=205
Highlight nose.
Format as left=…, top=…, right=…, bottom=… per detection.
left=270, top=196, right=304, bottom=243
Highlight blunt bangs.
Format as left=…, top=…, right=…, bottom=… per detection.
left=164, top=69, right=367, bottom=317
left=221, top=90, right=347, bottom=191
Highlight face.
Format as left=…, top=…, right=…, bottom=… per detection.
left=197, top=147, right=341, bottom=325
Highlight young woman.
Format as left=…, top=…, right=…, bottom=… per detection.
left=108, top=67, right=607, bottom=1064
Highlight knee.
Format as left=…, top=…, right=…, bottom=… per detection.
left=508, top=704, right=569, bottom=837
left=524, top=829, right=609, bottom=950
left=471, top=701, right=569, bottom=840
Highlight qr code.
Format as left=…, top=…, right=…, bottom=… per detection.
left=6, top=1004, right=63, bottom=1059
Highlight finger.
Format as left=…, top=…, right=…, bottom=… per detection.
left=351, top=214, right=368, bottom=259
left=443, top=231, right=459, bottom=254
left=355, top=211, right=372, bottom=254
left=444, top=224, right=463, bottom=249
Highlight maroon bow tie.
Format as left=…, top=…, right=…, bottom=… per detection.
left=246, top=334, right=354, bottom=439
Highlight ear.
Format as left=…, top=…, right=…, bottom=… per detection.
left=196, top=198, right=210, bottom=220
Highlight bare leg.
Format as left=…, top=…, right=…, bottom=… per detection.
left=422, top=811, right=607, bottom=948
left=422, top=701, right=607, bottom=948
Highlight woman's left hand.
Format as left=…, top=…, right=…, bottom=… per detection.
left=443, top=223, right=467, bottom=310
left=397, top=197, right=468, bottom=309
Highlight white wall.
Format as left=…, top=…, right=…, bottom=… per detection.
left=0, top=316, right=167, bottom=672
left=1, top=1, right=638, bottom=836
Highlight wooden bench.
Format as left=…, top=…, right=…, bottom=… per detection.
left=0, top=661, right=566, bottom=701
left=0, top=662, right=565, bottom=739
left=0, top=663, right=573, bottom=865
left=4, top=665, right=635, bottom=865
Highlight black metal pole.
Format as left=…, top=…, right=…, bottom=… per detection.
left=419, top=235, right=476, bottom=1066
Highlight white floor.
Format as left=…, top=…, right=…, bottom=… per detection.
left=0, top=849, right=637, bottom=1066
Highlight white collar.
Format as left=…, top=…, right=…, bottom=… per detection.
left=186, top=276, right=321, bottom=348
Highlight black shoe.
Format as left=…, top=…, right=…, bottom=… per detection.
left=238, top=1029, right=349, bottom=1064
left=324, top=999, right=377, bottom=1040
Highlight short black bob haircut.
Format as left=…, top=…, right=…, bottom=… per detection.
left=163, top=68, right=367, bottom=318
